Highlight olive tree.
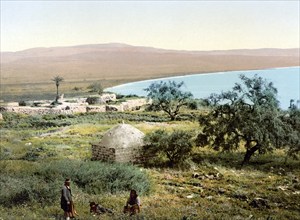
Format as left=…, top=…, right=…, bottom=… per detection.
left=144, top=81, right=193, bottom=120
left=51, top=76, right=64, bottom=102
left=196, top=74, right=292, bottom=165
left=281, top=108, right=300, bottom=159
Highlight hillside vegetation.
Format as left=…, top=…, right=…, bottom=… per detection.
left=0, top=110, right=299, bottom=220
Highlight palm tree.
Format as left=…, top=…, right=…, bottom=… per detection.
left=52, top=76, right=64, bottom=102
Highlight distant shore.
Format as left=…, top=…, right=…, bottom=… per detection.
left=1, top=44, right=299, bottom=102
left=1, top=65, right=299, bottom=103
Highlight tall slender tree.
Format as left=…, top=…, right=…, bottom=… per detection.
left=52, top=76, right=64, bottom=102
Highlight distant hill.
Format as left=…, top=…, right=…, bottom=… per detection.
left=1, top=43, right=299, bottom=85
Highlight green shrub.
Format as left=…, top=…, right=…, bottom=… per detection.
left=143, top=129, right=194, bottom=167
left=22, top=150, right=40, bottom=161
left=0, top=175, right=60, bottom=207
left=0, top=160, right=151, bottom=207
left=27, top=116, right=71, bottom=128
left=74, top=162, right=151, bottom=194
left=0, top=113, right=72, bottom=129
left=21, top=147, right=57, bottom=161
left=0, top=147, right=11, bottom=160
left=0, top=112, right=28, bottom=128
left=0, top=112, right=168, bottom=129
left=36, top=160, right=151, bottom=195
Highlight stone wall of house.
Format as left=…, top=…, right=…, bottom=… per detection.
left=91, top=144, right=142, bottom=163
left=91, top=144, right=116, bottom=161
left=115, top=147, right=141, bottom=163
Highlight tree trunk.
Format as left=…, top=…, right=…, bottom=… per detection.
left=168, top=159, right=175, bottom=168
left=169, top=114, right=176, bottom=121
left=56, top=85, right=59, bottom=102
left=242, top=144, right=260, bottom=166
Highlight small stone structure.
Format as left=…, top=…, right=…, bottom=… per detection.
left=91, top=124, right=145, bottom=163
left=0, top=96, right=149, bottom=115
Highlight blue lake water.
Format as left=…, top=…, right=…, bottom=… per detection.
left=106, top=67, right=300, bottom=109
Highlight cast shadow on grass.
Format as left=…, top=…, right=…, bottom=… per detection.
left=191, top=148, right=300, bottom=174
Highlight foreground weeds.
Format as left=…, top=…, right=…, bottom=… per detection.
left=1, top=157, right=299, bottom=219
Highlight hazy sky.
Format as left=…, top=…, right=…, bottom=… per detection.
left=1, top=1, right=299, bottom=52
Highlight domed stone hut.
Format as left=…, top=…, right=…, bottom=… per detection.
left=91, top=124, right=145, bottom=163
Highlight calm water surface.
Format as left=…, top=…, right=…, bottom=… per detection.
left=106, top=67, right=300, bottom=109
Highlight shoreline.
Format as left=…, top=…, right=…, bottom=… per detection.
left=105, top=66, right=300, bottom=110
left=105, top=65, right=300, bottom=91
left=1, top=65, right=299, bottom=102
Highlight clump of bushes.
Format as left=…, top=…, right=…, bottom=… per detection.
left=0, top=147, right=11, bottom=160
left=0, top=112, right=169, bottom=129
left=0, top=160, right=151, bottom=207
left=42, top=114, right=75, bottom=120
left=143, top=129, right=194, bottom=167
left=1, top=113, right=71, bottom=129
left=73, top=162, right=151, bottom=194
left=0, top=175, right=61, bottom=207
left=21, top=147, right=57, bottom=161
left=27, top=116, right=71, bottom=128
left=74, top=112, right=169, bottom=123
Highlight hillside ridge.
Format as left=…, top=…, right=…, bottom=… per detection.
left=1, top=43, right=299, bottom=85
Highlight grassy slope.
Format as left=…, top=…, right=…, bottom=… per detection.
left=0, top=112, right=299, bottom=220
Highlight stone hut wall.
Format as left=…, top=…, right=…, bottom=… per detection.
left=91, top=144, right=115, bottom=161
left=114, top=147, right=141, bottom=163
left=91, top=144, right=142, bottom=163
